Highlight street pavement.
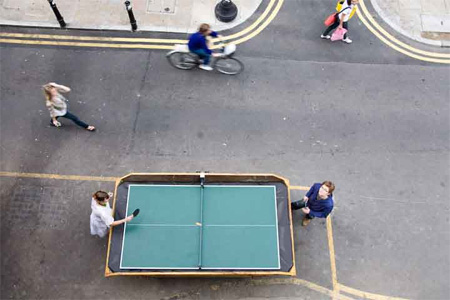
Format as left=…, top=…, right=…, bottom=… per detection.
left=1, top=0, right=450, bottom=300
left=372, top=0, right=450, bottom=46
left=1, top=0, right=449, bottom=46
left=0, top=0, right=262, bottom=33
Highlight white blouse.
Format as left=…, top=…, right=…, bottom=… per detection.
left=90, top=198, right=114, bottom=238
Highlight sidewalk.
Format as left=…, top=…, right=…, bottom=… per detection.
left=0, top=0, right=261, bottom=33
left=371, top=0, right=450, bottom=47
left=1, top=0, right=449, bottom=47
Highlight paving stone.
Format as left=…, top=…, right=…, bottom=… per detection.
left=0, top=0, right=261, bottom=33
left=373, top=0, right=449, bottom=46
left=421, top=14, right=450, bottom=32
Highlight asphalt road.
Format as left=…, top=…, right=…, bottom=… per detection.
left=1, top=0, right=449, bottom=299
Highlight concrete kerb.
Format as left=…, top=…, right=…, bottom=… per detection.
left=0, top=0, right=263, bottom=34
left=370, top=0, right=447, bottom=47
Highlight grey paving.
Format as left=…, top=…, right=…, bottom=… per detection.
left=0, top=0, right=261, bottom=33
left=372, top=0, right=450, bottom=46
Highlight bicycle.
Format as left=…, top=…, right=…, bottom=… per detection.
left=166, top=44, right=244, bottom=75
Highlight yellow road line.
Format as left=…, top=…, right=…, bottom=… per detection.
left=0, top=38, right=173, bottom=49
left=338, top=283, right=409, bottom=300
left=327, top=216, right=340, bottom=297
left=0, top=169, right=410, bottom=299
left=231, top=0, right=284, bottom=45
left=359, top=0, right=450, bottom=59
left=0, top=32, right=185, bottom=44
left=290, top=185, right=310, bottom=190
left=356, top=9, right=450, bottom=64
left=0, top=0, right=278, bottom=46
left=0, top=171, right=117, bottom=182
left=251, top=278, right=354, bottom=300
left=221, top=0, right=277, bottom=41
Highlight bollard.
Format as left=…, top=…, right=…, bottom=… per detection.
left=215, top=0, right=238, bottom=23
left=47, top=0, right=66, bottom=28
left=124, top=1, right=138, bottom=31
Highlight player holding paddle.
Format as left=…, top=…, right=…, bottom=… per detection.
left=90, top=191, right=140, bottom=238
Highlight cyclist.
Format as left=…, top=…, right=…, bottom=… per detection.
left=188, top=23, right=222, bottom=71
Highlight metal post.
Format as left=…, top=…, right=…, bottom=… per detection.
left=47, top=0, right=66, bottom=28
left=215, top=0, right=238, bottom=23
left=124, top=1, right=138, bottom=32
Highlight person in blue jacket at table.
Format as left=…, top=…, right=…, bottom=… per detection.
left=188, top=23, right=222, bottom=71
left=291, top=181, right=335, bottom=227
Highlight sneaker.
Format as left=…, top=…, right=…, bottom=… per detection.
left=302, top=216, right=312, bottom=227
left=199, top=64, right=213, bottom=71
left=342, top=37, right=352, bottom=44
left=321, top=34, right=331, bottom=40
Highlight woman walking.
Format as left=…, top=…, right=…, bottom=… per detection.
left=321, top=0, right=359, bottom=44
left=43, top=82, right=95, bottom=131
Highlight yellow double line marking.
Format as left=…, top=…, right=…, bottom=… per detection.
left=0, top=0, right=283, bottom=49
left=1, top=0, right=447, bottom=64
left=358, top=0, right=450, bottom=64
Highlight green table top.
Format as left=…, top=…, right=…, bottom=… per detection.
left=120, top=185, right=280, bottom=270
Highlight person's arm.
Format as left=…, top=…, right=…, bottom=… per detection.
left=208, top=31, right=224, bottom=54
left=46, top=101, right=61, bottom=126
left=111, top=215, right=134, bottom=227
left=305, top=184, right=317, bottom=199
left=308, top=203, right=333, bottom=218
left=50, top=82, right=71, bottom=93
left=200, top=37, right=213, bottom=55
left=338, top=8, right=350, bottom=29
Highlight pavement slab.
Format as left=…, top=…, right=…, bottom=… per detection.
left=372, top=0, right=450, bottom=46
left=0, top=0, right=262, bottom=33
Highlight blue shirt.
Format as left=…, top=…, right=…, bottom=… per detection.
left=188, top=31, right=218, bottom=55
left=306, top=183, right=334, bottom=218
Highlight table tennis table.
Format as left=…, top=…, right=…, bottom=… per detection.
left=106, top=173, right=295, bottom=277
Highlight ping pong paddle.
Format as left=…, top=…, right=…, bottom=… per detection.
left=132, top=209, right=140, bottom=217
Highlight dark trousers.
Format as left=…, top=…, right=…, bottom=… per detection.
left=191, top=49, right=211, bottom=65
left=291, top=200, right=314, bottom=219
left=51, top=111, right=88, bottom=129
left=323, top=17, right=349, bottom=39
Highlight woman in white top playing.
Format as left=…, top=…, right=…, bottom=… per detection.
left=90, top=191, right=135, bottom=238
left=321, top=0, right=359, bottom=44
left=43, top=82, right=95, bottom=131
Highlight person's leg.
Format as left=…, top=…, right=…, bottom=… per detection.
left=50, top=116, right=60, bottom=126
left=322, top=17, right=340, bottom=36
left=302, top=213, right=315, bottom=226
left=61, top=111, right=89, bottom=129
left=191, top=49, right=211, bottom=65
left=343, top=22, right=349, bottom=39
left=291, top=199, right=307, bottom=210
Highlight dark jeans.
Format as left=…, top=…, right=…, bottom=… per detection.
left=323, top=17, right=349, bottom=39
left=291, top=200, right=314, bottom=219
left=191, top=49, right=211, bottom=65
left=51, top=111, right=89, bottom=129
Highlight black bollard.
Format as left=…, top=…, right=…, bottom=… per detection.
left=47, top=0, right=66, bottom=28
left=124, top=1, right=138, bottom=31
left=215, top=0, right=238, bottom=23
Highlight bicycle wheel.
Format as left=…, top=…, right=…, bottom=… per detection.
left=215, top=58, right=244, bottom=75
left=167, top=52, right=197, bottom=70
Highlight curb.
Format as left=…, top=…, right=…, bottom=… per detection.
left=370, top=0, right=447, bottom=47
left=0, top=1, right=263, bottom=35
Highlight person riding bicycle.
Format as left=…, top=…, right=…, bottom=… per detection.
left=188, top=23, right=222, bottom=71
